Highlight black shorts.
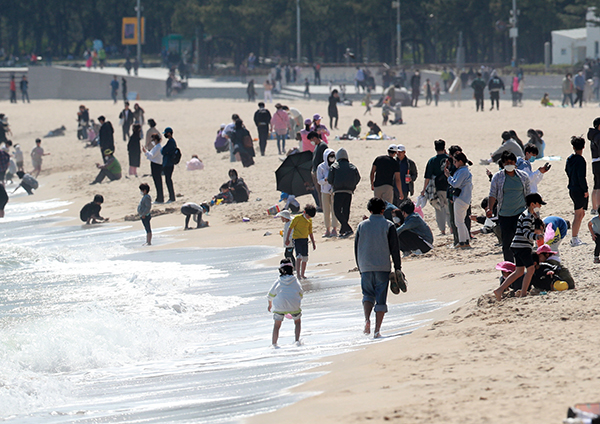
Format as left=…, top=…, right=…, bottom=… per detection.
left=593, top=161, right=600, bottom=190
left=511, top=247, right=534, bottom=268
left=569, top=189, right=589, bottom=211
left=294, top=238, right=309, bottom=258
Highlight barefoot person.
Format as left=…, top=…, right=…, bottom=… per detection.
left=138, top=183, right=152, bottom=246
left=267, top=258, right=303, bottom=347
left=285, top=204, right=317, bottom=280
left=181, top=202, right=210, bottom=230
left=80, top=194, right=109, bottom=224
left=355, top=197, right=406, bottom=338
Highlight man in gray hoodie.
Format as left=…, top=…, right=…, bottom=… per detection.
left=355, top=197, right=405, bottom=338
left=328, top=147, right=361, bottom=237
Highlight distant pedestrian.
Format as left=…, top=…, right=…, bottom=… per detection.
left=254, top=102, right=272, bottom=156
left=128, top=124, right=142, bottom=177
left=98, top=116, right=115, bottom=162
left=271, top=103, right=290, bottom=155
left=328, top=89, right=341, bottom=129
left=142, top=132, right=164, bottom=203
left=263, top=80, right=273, bottom=103
left=9, top=75, right=16, bottom=103
left=247, top=79, right=256, bottom=102
left=303, top=78, right=310, bottom=98
left=133, top=57, right=139, bottom=76
left=161, top=127, right=178, bottom=203
left=30, top=138, right=49, bottom=177
left=110, top=76, right=119, bottom=103
left=121, top=77, right=128, bottom=102
left=471, top=72, right=486, bottom=111
left=565, top=136, right=588, bottom=246
left=488, top=71, right=505, bottom=110
left=19, top=75, right=30, bottom=103
left=562, top=73, right=574, bottom=107
left=125, top=57, right=132, bottom=75
left=119, top=101, right=134, bottom=141
left=328, top=147, right=361, bottom=237
left=410, top=71, right=421, bottom=107
left=574, top=70, right=585, bottom=107
left=138, top=183, right=152, bottom=246
left=424, top=79, right=432, bottom=105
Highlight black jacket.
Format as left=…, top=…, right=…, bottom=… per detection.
left=99, top=122, right=114, bottom=151
left=328, top=152, right=361, bottom=194
left=587, top=127, right=600, bottom=160
left=119, top=109, right=134, bottom=127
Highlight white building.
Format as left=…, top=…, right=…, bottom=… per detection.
left=552, top=8, right=600, bottom=65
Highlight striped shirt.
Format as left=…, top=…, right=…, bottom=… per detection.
left=510, top=210, right=538, bottom=250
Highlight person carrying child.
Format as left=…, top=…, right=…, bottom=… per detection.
left=138, top=183, right=152, bottom=246
left=275, top=210, right=295, bottom=267
left=493, top=193, right=546, bottom=300
left=285, top=204, right=317, bottom=280
left=267, top=258, right=304, bottom=347
left=589, top=214, right=600, bottom=263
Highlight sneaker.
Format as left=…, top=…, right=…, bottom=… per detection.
left=592, top=209, right=598, bottom=215
left=402, top=251, right=412, bottom=258
left=594, top=257, right=600, bottom=264
left=331, top=229, right=338, bottom=237
left=322, top=232, right=331, bottom=238
left=412, top=249, right=423, bottom=255
left=570, top=237, right=584, bottom=247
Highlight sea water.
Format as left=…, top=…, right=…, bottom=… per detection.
left=0, top=198, right=449, bottom=423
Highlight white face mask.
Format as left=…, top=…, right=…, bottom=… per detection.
left=533, top=207, right=540, bottom=214
left=392, top=216, right=401, bottom=224
left=140, top=191, right=144, bottom=196
left=504, top=164, right=516, bottom=172
left=328, top=156, right=335, bottom=164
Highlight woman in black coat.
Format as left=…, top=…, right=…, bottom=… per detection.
left=127, top=124, right=142, bottom=176
left=231, top=119, right=255, bottom=167
left=328, top=89, right=341, bottom=129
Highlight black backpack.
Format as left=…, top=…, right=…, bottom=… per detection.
left=172, top=148, right=182, bottom=165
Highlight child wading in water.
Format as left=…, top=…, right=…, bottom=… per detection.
left=267, top=258, right=303, bottom=347
left=494, top=193, right=546, bottom=300
left=138, top=183, right=152, bottom=245
left=286, top=204, right=317, bottom=280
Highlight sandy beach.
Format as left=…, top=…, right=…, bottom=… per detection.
left=4, top=95, right=600, bottom=423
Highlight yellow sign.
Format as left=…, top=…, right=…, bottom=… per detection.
left=122, top=17, right=145, bottom=45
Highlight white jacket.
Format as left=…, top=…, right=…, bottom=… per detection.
left=317, top=148, right=335, bottom=194
left=267, top=275, right=303, bottom=314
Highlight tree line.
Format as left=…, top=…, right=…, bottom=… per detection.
left=0, top=0, right=599, bottom=67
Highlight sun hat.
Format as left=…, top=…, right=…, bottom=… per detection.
left=495, top=261, right=516, bottom=273
left=163, top=127, right=173, bottom=135
left=396, top=144, right=406, bottom=152
left=536, top=244, right=557, bottom=255
left=103, top=148, right=113, bottom=155
left=220, top=123, right=226, bottom=129
left=275, top=210, right=292, bottom=220
left=313, top=114, right=322, bottom=121
left=387, top=144, right=398, bottom=152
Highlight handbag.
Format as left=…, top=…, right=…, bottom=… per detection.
left=242, top=134, right=253, bottom=149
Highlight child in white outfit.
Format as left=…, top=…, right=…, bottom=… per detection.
left=267, top=259, right=303, bottom=347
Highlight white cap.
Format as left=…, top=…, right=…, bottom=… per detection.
left=387, top=144, right=398, bottom=152
left=396, top=144, right=406, bottom=152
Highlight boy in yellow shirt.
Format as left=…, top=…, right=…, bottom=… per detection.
left=285, top=204, right=317, bottom=279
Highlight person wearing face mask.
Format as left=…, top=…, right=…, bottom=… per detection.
left=310, top=131, right=327, bottom=209
left=445, top=152, right=473, bottom=248
left=395, top=199, right=434, bottom=257
left=487, top=150, right=531, bottom=262
left=516, top=144, right=550, bottom=194
left=317, top=148, right=338, bottom=237
left=90, top=149, right=122, bottom=184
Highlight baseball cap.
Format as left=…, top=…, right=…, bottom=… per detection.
left=313, top=114, right=322, bottom=121
left=397, top=144, right=406, bottom=152
left=387, top=144, right=398, bottom=152
left=163, top=127, right=173, bottom=135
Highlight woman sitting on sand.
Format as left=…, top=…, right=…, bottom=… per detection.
left=226, top=169, right=249, bottom=203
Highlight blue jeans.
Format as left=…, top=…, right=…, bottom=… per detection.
left=360, top=271, right=389, bottom=312
left=276, top=133, right=287, bottom=153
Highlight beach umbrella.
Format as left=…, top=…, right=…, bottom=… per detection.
left=275, top=151, right=314, bottom=197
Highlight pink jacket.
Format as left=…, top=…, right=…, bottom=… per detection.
left=270, top=110, right=290, bottom=135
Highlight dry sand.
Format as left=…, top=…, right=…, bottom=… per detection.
left=4, top=96, right=600, bottom=423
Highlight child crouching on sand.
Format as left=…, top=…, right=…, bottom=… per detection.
left=494, top=193, right=546, bottom=300
left=267, top=259, right=303, bottom=347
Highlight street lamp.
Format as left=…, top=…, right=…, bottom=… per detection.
left=296, top=0, right=301, bottom=63
left=392, top=1, right=401, bottom=66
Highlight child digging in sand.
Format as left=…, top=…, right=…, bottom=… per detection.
left=494, top=193, right=546, bottom=300
left=267, top=258, right=303, bottom=347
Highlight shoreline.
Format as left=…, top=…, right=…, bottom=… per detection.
left=3, top=98, right=600, bottom=423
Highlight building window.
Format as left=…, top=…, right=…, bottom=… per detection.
left=561, top=48, right=567, bottom=55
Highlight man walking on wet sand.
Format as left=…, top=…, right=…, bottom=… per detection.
left=355, top=197, right=406, bottom=339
